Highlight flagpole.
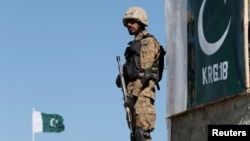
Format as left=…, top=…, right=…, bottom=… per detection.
left=32, top=108, right=35, bottom=141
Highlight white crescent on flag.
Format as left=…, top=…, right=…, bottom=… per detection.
left=50, top=118, right=57, bottom=127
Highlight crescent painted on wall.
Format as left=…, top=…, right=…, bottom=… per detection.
left=198, top=0, right=231, bottom=55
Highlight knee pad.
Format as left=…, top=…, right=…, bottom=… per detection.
left=134, top=127, right=151, bottom=141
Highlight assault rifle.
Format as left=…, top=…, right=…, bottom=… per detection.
left=116, top=56, right=134, bottom=140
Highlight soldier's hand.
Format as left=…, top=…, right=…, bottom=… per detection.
left=116, top=75, right=121, bottom=88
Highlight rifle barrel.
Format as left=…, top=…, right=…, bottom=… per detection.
left=116, top=56, right=133, bottom=137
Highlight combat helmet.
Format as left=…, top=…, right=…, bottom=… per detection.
left=123, top=6, right=149, bottom=26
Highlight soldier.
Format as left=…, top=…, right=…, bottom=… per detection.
left=116, top=6, right=163, bottom=141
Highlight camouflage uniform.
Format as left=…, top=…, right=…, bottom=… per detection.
left=117, top=6, right=162, bottom=141
left=125, top=30, right=161, bottom=141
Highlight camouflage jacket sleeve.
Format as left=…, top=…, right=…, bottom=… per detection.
left=140, top=37, right=160, bottom=70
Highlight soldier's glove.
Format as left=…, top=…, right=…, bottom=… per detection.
left=124, top=102, right=129, bottom=108
left=141, top=69, right=152, bottom=87
left=115, top=75, right=121, bottom=88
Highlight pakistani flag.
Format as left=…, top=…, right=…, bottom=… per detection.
left=32, top=110, right=65, bottom=133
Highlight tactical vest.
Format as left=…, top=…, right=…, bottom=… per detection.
left=123, top=34, right=166, bottom=90
left=123, top=38, right=141, bottom=80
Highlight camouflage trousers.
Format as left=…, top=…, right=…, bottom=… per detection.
left=128, top=89, right=156, bottom=135
left=127, top=95, right=155, bottom=141
left=126, top=79, right=156, bottom=141
left=134, top=95, right=156, bottom=130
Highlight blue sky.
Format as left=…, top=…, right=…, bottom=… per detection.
left=0, top=0, right=167, bottom=141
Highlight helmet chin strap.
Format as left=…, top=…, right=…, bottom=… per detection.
left=133, top=25, right=145, bottom=36
left=138, top=28, right=146, bottom=36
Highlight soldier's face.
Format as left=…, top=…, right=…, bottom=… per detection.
left=125, top=19, right=140, bottom=35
